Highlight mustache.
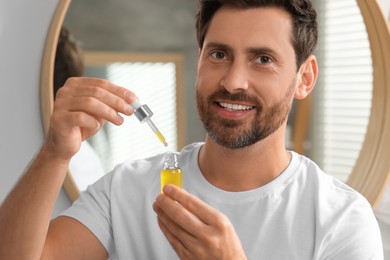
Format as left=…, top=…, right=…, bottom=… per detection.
left=208, top=88, right=260, bottom=105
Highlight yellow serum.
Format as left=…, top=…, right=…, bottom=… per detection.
left=155, top=130, right=168, bottom=147
left=160, top=168, right=182, bottom=193
left=160, top=152, right=182, bottom=193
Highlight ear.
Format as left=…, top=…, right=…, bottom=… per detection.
left=294, top=55, right=318, bottom=99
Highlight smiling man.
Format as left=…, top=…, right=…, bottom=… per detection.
left=196, top=8, right=298, bottom=151
left=0, top=0, right=383, bottom=259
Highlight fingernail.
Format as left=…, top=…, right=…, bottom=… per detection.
left=126, top=104, right=134, bottom=114
left=125, top=91, right=134, bottom=103
left=125, top=91, right=130, bottom=100
left=163, top=184, right=173, bottom=194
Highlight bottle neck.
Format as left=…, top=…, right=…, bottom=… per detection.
left=164, top=152, right=179, bottom=170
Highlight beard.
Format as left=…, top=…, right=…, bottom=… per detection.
left=196, top=80, right=296, bottom=149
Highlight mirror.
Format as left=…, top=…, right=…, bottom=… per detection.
left=306, top=0, right=374, bottom=183
left=41, top=0, right=390, bottom=206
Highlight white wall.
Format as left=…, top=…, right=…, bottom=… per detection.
left=381, top=0, right=390, bottom=16
left=0, top=0, right=71, bottom=215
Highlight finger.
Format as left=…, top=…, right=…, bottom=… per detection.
left=52, top=110, right=101, bottom=135
left=162, top=185, right=221, bottom=226
left=156, top=216, right=208, bottom=260
left=155, top=213, right=190, bottom=258
left=154, top=192, right=208, bottom=239
left=55, top=96, right=125, bottom=126
left=153, top=201, right=197, bottom=248
left=88, top=78, right=137, bottom=105
left=80, top=118, right=105, bottom=140
left=63, top=77, right=136, bottom=103
left=57, top=82, right=134, bottom=117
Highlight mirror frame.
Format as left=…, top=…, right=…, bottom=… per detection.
left=41, top=0, right=390, bottom=205
left=346, top=0, right=390, bottom=207
left=40, top=0, right=80, bottom=201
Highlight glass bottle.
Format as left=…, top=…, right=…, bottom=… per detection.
left=161, top=152, right=182, bottom=193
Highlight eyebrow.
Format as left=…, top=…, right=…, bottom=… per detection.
left=204, top=42, right=233, bottom=52
left=204, top=41, right=281, bottom=60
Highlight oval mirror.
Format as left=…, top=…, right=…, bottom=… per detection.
left=41, top=0, right=390, bottom=207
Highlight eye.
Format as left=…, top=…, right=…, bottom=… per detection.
left=255, top=56, right=273, bottom=64
left=210, top=51, right=227, bottom=60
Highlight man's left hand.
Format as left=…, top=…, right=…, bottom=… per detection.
left=153, top=184, right=247, bottom=260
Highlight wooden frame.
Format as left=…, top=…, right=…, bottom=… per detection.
left=291, top=96, right=312, bottom=155
left=346, top=0, right=390, bottom=207
left=41, top=0, right=390, bottom=205
left=39, top=0, right=80, bottom=201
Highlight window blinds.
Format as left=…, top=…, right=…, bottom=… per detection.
left=309, top=0, right=373, bottom=182
left=86, top=62, right=177, bottom=172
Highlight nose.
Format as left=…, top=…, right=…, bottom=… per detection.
left=220, top=60, right=250, bottom=93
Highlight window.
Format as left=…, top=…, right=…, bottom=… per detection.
left=309, top=0, right=373, bottom=181
left=83, top=52, right=185, bottom=172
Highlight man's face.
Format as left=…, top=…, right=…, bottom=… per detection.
left=196, top=6, right=299, bottom=149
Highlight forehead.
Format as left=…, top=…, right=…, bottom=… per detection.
left=204, top=6, right=294, bottom=54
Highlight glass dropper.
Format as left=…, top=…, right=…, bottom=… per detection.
left=131, top=98, right=168, bottom=147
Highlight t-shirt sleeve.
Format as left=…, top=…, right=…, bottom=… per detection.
left=60, top=172, right=115, bottom=256
left=320, top=198, right=384, bottom=260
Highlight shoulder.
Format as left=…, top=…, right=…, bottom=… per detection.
left=296, top=153, right=365, bottom=204
left=286, top=152, right=373, bottom=222
left=294, top=153, right=383, bottom=259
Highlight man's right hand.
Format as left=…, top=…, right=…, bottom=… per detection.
left=0, top=77, right=136, bottom=260
left=45, top=77, right=136, bottom=161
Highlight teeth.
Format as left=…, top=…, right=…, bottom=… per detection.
left=219, top=102, right=254, bottom=111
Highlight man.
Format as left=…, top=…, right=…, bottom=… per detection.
left=0, top=0, right=383, bottom=259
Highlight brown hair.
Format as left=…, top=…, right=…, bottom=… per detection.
left=195, top=0, right=318, bottom=69
left=53, top=27, right=84, bottom=98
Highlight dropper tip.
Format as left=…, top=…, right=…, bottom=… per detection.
left=155, top=130, right=168, bottom=147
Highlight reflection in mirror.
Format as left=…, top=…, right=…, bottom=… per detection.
left=309, top=0, right=373, bottom=182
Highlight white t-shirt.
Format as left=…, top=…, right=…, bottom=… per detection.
left=69, top=141, right=106, bottom=192
left=61, top=142, right=383, bottom=259
left=375, top=182, right=390, bottom=259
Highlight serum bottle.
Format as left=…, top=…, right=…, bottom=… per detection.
left=161, top=152, right=182, bottom=192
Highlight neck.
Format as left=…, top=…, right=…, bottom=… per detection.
left=198, top=127, right=291, bottom=192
